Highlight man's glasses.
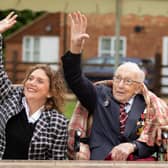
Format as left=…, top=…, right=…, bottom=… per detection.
left=113, top=75, right=141, bottom=85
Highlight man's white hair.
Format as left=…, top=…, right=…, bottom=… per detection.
left=115, top=62, right=145, bottom=82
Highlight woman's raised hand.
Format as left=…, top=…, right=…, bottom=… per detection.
left=69, top=11, right=89, bottom=53
left=0, top=11, right=17, bottom=33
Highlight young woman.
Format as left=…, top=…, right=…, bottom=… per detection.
left=0, top=12, right=68, bottom=160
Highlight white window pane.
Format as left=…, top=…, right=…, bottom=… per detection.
left=25, top=38, right=31, bottom=49
left=34, top=37, right=40, bottom=50
left=23, top=36, right=59, bottom=63
left=114, top=39, right=124, bottom=51
left=119, top=40, right=124, bottom=50
left=162, top=67, right=168, bottom=75
left=25, top=52, right=30, bottom=61
left=33, top=51, right=40, bottom=61
left=23, top=36, right=33, bottom=62
left=161, top=87, right=168, bottom=94
left=39, top=36, right=59, bottom=62
left=162, top=37, right=168, bottom=65
left=112, top=36, right=126, bottom=57
left=101, top=38, right=111, bottom=50
left=99, top=37, right=112, bottom=56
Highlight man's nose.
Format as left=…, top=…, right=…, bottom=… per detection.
left=118, top=79, right=125, bottom=86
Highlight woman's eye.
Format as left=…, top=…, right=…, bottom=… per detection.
left=28, top=77, right=33, bottom=81
left=37, top=79, right=44, bottom=84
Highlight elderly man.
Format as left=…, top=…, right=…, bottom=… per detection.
left=62, top=11, right=158, bottom=160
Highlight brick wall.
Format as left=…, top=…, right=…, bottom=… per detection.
left=4, top=12, right=168, bottom=83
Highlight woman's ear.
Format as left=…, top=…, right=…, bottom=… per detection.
left=47, top=92, right=52, bottom=98
left=135, top=90, right=139, bottom=95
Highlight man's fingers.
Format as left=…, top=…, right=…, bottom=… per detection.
left=81, top=14, right=87, bottom=33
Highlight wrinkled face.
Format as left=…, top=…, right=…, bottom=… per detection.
left=24, top=69, right=50, bottom=103
left=113, top=67, right=141, bottom=103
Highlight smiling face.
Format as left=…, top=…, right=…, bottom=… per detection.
left=23, top=68, right=51, bottom=105
left=112, top=62, right=145, bottom=103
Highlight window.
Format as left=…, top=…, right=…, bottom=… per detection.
left=163, top=37, right=168, bottom=65
left=161, top=37, right=168, bottom=94
left=23, top=36, right=59, bottom=63
left=98, top=36, right=126, bottom=57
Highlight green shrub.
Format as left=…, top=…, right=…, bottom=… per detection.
left=64, top=99, right=77, bottom=119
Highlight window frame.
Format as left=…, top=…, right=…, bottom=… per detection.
left=98, top=36, right=126, bottom=57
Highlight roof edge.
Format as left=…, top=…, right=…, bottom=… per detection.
left=5, top=12, right=63, bottom=41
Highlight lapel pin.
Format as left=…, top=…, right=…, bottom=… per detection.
left=104, top=99, right=109, bottom=107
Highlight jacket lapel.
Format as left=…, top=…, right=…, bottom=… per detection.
left=124, top=95, right=146, bottom=139
left=30, top=110, right=51, bottom=142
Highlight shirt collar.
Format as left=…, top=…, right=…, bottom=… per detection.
left=125, top=97, right=134, bottom=113
left=22, top=97, right=43, bottom=123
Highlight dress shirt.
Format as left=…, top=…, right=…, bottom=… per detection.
left=125, top=97, right=134, bottom=113
left=22, top=97, right=43, bottom=123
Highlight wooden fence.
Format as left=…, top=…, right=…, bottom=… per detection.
left=4, top=53, right=61, bottom=84
left=4, top=53, right=168, bottom=97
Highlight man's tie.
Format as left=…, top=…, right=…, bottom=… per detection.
left=119, top=103, right=128, bottom=134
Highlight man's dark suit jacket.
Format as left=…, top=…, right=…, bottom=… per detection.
left=62, top=51, right=157, bottom=160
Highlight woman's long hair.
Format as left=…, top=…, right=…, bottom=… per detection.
left=23, top=64, right=66, bottom=113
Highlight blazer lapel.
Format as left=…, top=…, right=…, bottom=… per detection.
left=124, top=95, right=146, bottom=139
left=31, top=110, right=51, bottom=142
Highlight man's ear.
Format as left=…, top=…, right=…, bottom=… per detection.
left=135, top=84, right=142, bottom=94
